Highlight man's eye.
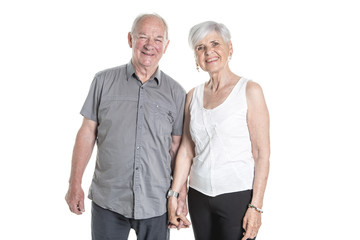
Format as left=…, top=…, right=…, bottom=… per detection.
left=212, top=42, right=219, bottom=46
left=155, top=39, right=163, bottom=42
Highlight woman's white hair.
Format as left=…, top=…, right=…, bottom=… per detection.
left=188, top=21, right=231, bottom=50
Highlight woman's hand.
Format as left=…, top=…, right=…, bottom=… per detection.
left=174, top=192, right=189, bottom=229
left=241, top=208, right=262, bottom=240
left=168, top=196, right=191, bottom=229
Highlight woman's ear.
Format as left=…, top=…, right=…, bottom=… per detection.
left=228, top=40, right=233, bottom=56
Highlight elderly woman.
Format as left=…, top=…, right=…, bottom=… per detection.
left=167, top=21, right=270, bottom=240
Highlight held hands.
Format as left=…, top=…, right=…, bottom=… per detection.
left=241, top=207, right=262, bottom=240
left=168, top=196, right=191, bottom=230
left=65, top=184, right=85, bottom=215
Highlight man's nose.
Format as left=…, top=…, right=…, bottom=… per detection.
left=144, top=38, right=155, bottom=49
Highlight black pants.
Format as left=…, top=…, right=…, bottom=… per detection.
left=91, top=202, right=169, bottom=240
left=188, top=188, right=255, bottom=240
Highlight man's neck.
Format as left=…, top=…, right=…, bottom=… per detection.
left=132, top=61, right=158, bottom=83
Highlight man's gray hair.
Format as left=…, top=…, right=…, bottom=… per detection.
left=188, top=21, right=231, bottom=50
left=131, top=13, right=169, bottom=40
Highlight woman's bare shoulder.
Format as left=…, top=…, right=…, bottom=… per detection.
left=246, top=80, right=265, bottom=100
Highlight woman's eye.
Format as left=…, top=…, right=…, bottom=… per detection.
left=196, top=46, right=204, bottom=51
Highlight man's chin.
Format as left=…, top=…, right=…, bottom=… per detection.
left=139, top=60, right=158, bottom=68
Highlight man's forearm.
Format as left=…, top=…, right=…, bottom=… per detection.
left=69, top=123, right=97, bottom=185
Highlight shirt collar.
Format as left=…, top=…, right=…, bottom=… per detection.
left=126, top=60, right=161, bottom=86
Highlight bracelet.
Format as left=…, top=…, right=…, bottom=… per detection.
left=248, top=204, right=263, bottom=213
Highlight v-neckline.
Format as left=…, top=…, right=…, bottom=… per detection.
left=201, top=77, right=242, bottom=111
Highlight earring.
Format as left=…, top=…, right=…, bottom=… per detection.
left=228, top=55, right=232, bottom=61
left=196, top=63, right=200, bottom=72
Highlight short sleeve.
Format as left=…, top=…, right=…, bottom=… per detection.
left=171, top=85, right=186, bottom=136
left=80, top=75, right=103, bottom=122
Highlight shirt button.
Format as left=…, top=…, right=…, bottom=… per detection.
left=139, top=105, right=143, bottom=109
left=135, top=167, right=139, bottom=170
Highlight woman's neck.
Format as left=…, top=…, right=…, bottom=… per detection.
left=207, top=68, right=239, bottom=92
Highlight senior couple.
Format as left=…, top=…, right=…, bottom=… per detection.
left=65, top=13, right=270, bottom=240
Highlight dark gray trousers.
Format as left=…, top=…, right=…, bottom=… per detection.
left=91, top=202, right=169, bottom=240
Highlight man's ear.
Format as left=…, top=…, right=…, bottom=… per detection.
left=163, top=40, right=170, bottom=54
left=128, top=32, right=133, bottom=48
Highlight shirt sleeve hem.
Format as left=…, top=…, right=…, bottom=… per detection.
left=80, top=110, right=98, bottom=123
left=171, top=130, right=183, bottom=136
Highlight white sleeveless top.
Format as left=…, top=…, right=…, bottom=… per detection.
left=189, top=77, right=254, bottom=197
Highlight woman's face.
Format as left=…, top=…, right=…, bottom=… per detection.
left=194, top=31, right=232, bottom=74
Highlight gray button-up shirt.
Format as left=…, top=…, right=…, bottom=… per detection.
left=80, top=61, right=186, bottom=219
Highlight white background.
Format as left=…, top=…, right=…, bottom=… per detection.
left=1, top=0, right=359, bottom=239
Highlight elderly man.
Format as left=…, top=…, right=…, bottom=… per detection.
left=65, top=13, right=187, bottom=240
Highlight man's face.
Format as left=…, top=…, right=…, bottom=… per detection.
left=128, top=17, right=169, bottom=69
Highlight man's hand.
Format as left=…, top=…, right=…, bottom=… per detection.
left=241, top=208, right=261, bottom=240
left=65, top=184, right=85, bottom=215
left=168, top=197, right=191, bottom=229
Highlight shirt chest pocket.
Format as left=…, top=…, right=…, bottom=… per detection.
left=98, top=95, right=138, bottom=123
left=146, top=103, right=176, bottom=136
